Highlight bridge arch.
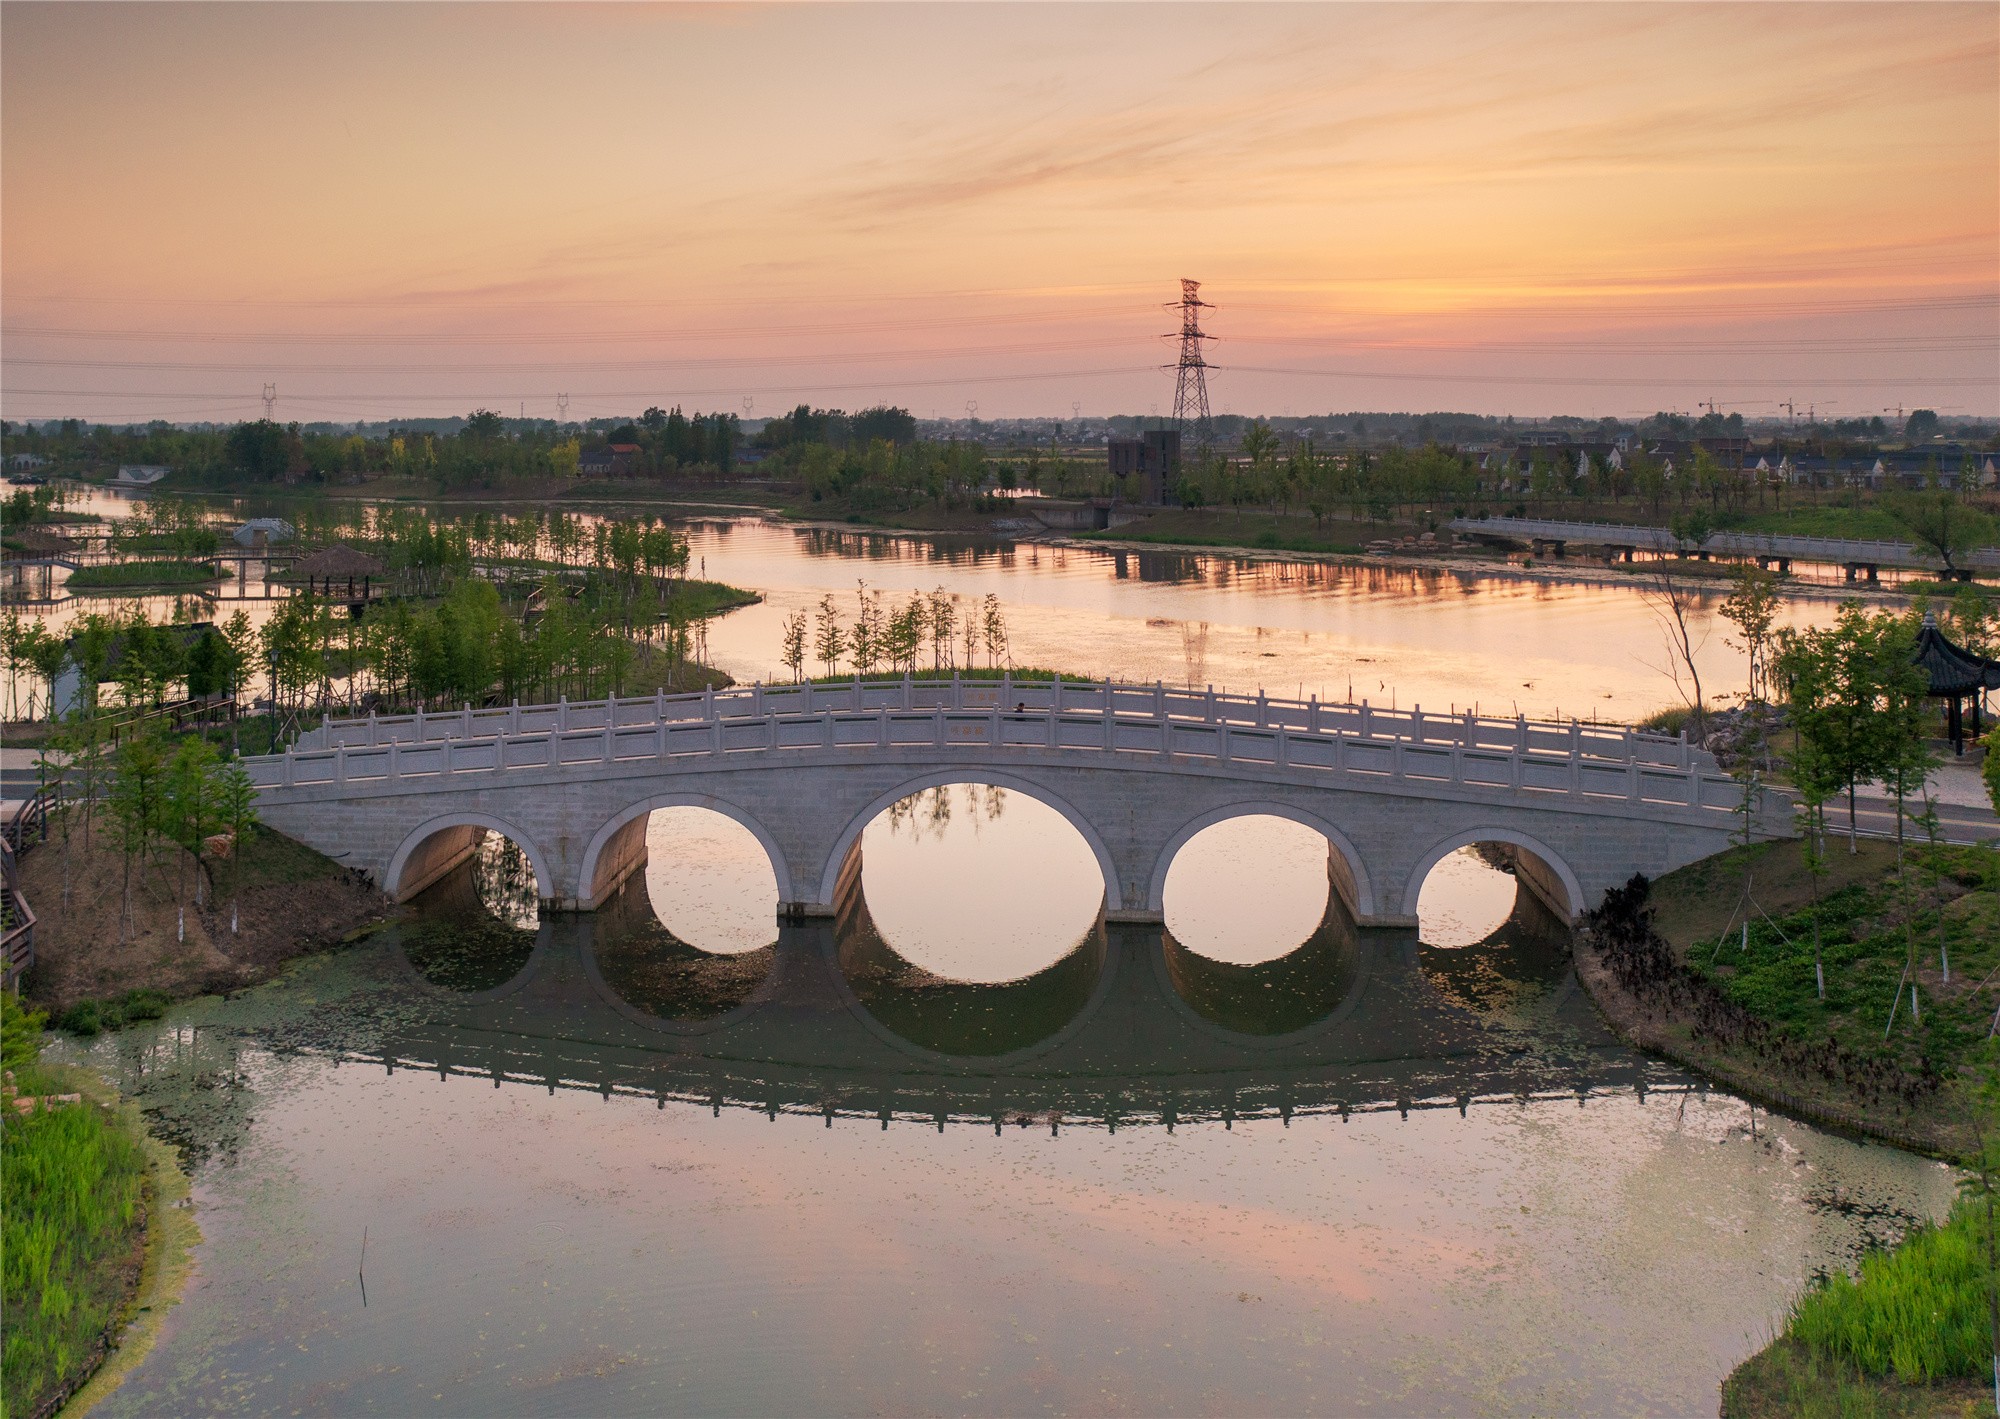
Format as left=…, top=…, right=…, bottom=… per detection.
left=814, top=770, right=1120, bottom=913
left=1147, top=802, right=1376, bottom=920
left=1400, top=827, right=1584, bottom=924
left=577, top=792, right=794, bottom=911
left=384, top=811, right=555, bottom=904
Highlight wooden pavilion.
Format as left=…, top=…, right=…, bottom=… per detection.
left=1911, top=614, right=2000, bottom=754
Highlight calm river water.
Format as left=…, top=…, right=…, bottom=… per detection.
left=62, top=801, right=1952, bottom=1418
left=13, top=494, right=1848, bottom=724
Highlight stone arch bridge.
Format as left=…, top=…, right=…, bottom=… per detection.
left=247, top=677, right=1785, bottom=928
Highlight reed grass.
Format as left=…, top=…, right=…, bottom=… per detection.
left=1, top=998, right=150, bottom=1419
left=1787, top=1202, right=1991, bottom=1384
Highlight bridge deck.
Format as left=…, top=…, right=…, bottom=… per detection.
left=256, top=678, right=1746, bottom=817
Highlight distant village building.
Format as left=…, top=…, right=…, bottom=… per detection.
left=113, top=465, right=171, bottom=486
left=7, top=453, right=50, bottom=472
left=231, top=517, right=296, bottom=548
left=1107, top=429, right=1181, bottom=505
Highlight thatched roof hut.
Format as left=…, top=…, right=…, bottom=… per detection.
left=293, top=543, right=387, bottom=580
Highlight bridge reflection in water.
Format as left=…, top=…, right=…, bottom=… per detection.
left=374, top=844, right=1693, bottom=1132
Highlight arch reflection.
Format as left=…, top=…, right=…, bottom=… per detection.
left=401, top=834, right=541, bottom=992
left=589, top=870, right=776, bottom=1023
left=1162, top=898, right=1361, bottom=1037
left=1419, top=861, right=1574, bottom=1028
left=835, top=874, right=1107, bottom=1058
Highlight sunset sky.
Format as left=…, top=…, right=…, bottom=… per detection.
left=4, top=2, right=1995, bottom=424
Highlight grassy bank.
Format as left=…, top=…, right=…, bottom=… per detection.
left=1, top=997, right=151, bottom=1419
left=65, top=559, right=224, bottom=590
left=1080, top=508, right=1395, bottom=555
left=1722, top=1194, right=1999, bottom=1417
left=1578, top=837, right=2000, bottom=1155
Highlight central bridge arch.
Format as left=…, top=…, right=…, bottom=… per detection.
left=578, top=792, right=795, bottom=910
left=1147, top=802, right=1377, bottom=921
left=814, top=769, right=1122, bottom=913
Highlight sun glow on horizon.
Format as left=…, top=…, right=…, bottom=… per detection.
left=3, top=1, right=1994, bottom=421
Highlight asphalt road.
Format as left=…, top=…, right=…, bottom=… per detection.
left=1812, top=794, right=1998, bottom=845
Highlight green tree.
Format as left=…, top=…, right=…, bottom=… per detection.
left=813, top=595, right=843, bottom=676
left=107, top=734, right=168, bottom=944
left=1886, top=489, right=1996, bottom=576
left=780, top=611, right=808, bottom=684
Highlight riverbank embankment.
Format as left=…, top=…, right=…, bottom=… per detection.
left=18, top=826, right=392, bottom=1017
left=1573, top=839, right=2000, bottom=1413
left=1572, top=837, right=1999, bottom=1157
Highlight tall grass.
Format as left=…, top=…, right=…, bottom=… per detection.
left=1, top=997, right=150, bottom=1419
left=1787, top=1202, right=1992, bottom=1384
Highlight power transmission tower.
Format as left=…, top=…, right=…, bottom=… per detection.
left=262, top=383, right=277, bottom=421
left=1165, top=279, right=1215, bottom=449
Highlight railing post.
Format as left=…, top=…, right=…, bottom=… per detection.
left=548, top=731, right=559, bottom=769
left=1000, top=671, right=1013, bottom=707
left=952, top=671, right=961, bottom=711
left=1276, top=724, right=1288, bottom=767
left=462, top=703, right=472, bottom=737
left=1052, top=674, right=1063, bottom=714
left=1156, top=681, right=1165, bottom=719
left=753, top=682, right=763, bottom=716
left=283, top=747, right=295, bottom=789
left=335, top=746, right=347, bottom=787
left=713, top=718, right=723, bottom=755
left=389, top=741, right=400, bottom=779
left=603, top=724, right=613, bottom=762
left=368, top=711, right=378, bottom=748
left=991, top=707, right=1001, bottom=745
left=657, top=720, right=667, bottom=759
left=556, top=698, right=567, bottom=732
left=1255, top=690, right=1266, bottom=728
left=1413, top=705, right=1423, bottom=742
left=1392, top=740, right=1403, bottom=778
left=607, top=690, right=618, bottom=727
left=1679, top=729, right=1690, bottom=770
left=900, top=670, right=910, bottom=710
left=655, top=687, right=665, bottom=720
left=1308, top=695, right=1318, bottom=734
left=1516, top=713, right=1528, bottom=752
left=1206, top=684, right=1215, bottom=722
left=1361, top=701, right=1372, bottom=738
left=1218, top=723, right=1230, bottom=762
left=1046, top=703, right=1057, bottom=749
left=703, top=683, right=714, bottom=718
left=511, top=699, right=522, bottom=734
left=877, top=708, right=888, bottom=748
left=823, top=711, right=834, bottom=749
